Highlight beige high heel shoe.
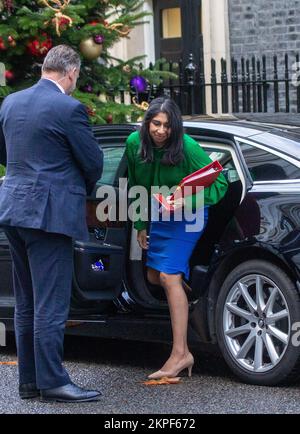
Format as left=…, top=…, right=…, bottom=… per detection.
left=148, top=353, right=194, bottom=380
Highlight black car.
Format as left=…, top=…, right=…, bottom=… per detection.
left=0, top=120, right=300, bottom=386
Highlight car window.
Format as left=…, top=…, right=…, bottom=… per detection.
left=96, top=146, right=125, bottom=186
left=238, top=141, right=300, bottom=181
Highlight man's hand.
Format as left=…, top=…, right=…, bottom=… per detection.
left=137, top=229, right=148, bottom=250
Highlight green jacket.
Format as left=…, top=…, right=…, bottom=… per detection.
left=125, top=131, right=228, bottom=231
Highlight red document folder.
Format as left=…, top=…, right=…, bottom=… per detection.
left=153, top=160, right=223, bottom=212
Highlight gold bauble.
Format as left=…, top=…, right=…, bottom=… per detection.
left=79, top=37, right=103, bottom=60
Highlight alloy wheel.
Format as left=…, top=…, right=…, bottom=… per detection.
left=223, top=274, right=290, bottom=372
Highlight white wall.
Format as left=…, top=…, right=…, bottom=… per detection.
left=202, top=0, right=231, bottom=114
left=109, top=0, right=155, bottom=66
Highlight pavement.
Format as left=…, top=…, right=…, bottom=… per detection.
left=1, top=334, right=300, bottom=414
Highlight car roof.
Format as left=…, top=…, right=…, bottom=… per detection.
left=92, top=120, right=300, bottom=159
left=183, top=120, right=300, bottom=159
left=184, top=120, right=272, bottom=137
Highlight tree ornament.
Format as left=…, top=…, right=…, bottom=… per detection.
left=7, top=35, right=16, bottom=47
left=51, top=16, right=70, bottom=34
left=122, top=64, right=131, bottom=74
left=0, top=36, right=15, bottom=50
left=41, top=0, right=73, bottom=36
left=80, top=37, right=103, bottom=60
left=105, top=22, right=132, bottom=37
left=27, top=33, right=52, bottom=57
left=130, top=75, right=147, bottom=93
left=89, top=20, right=101, bottom=26
left=83, top=84, right=93, bottom=93
left=132, top=96, right=149, bottom=111
left=98, top=93, right=107, bottom=102
left=4, top=0, right=13, bottom=13
left=5, top=70, right=14, bottom=82
left=93, top=34, right=104, bottom=45
left=119, top=25, right=131, bottom=38
left=106, top=114, right=113, bottom=124
left=86, top=106, right=96, bottom=117
left=0, top=37, right=7, bottom=50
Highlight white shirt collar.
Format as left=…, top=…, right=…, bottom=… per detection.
left=43, top=78, right=65, bottom=94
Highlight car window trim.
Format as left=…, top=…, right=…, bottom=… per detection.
left=251, top=180, right=300, bottom=193
left=253, top=179, right=300, bottom=184
left=234, top=136, right=300, bottom=169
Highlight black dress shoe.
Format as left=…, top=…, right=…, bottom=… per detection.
left=40, top=382, right=102, bottom=403
left=19, top=383, right=40, bottom=399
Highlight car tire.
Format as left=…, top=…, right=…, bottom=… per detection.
left=216, top=259, right=300, bottom=386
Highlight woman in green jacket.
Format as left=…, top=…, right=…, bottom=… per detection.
left=125, top=97, right=227, bottom=380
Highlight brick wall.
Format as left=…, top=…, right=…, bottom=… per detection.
left=228, top=0, right=300, bottom=112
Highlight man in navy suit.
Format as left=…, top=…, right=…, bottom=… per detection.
left=0, top=45, right=103, bottom=402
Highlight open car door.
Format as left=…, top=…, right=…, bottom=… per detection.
left=71, top=124, right=137, bottom=305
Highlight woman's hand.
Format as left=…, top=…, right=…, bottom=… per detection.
left=164, top=196, right=185, bottom=211
left=172, top=196, right=185, bottom=210
left=137, top=229, right=149, bottom=250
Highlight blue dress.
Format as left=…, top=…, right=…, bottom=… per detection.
left=146, top=204, right=209, bottom=280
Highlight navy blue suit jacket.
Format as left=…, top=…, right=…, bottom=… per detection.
left=0, top=79, right=103, bottom=241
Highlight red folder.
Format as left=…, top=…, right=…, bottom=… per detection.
left=153, top=160, right=223, bottom=212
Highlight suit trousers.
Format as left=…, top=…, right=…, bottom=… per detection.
left=4, top=226, right=73, bottom=389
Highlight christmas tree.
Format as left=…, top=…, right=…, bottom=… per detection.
left=0, top=0, right=175, bottom=125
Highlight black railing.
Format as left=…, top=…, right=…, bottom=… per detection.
left=2, top=53, right=299, bottom=117
left=130, top=56, right=203, bottom=116
left=130, top=53, right=300, bottom=116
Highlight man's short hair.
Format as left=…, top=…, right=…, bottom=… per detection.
left=42, top=45, right=81, bottom=75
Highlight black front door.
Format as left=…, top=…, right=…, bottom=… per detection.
left=153, top=0, right=205, bottom=114
left=153, top=0, right=203, bottom=68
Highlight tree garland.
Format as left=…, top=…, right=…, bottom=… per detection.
left=41, top=0, right=73, bottom=36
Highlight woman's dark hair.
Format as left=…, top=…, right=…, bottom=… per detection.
left=139, top=97, right=184, bottom=166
